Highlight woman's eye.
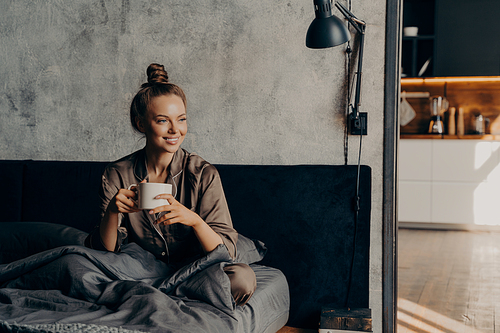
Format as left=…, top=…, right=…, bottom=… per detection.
left=179, top=118, right=187, bottom=122
left=157, top=119, right=167, bottom=123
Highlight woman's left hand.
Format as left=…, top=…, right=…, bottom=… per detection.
left=150, top=194, right=224, bottom=253
left=149, top=194, right=204, bottom=227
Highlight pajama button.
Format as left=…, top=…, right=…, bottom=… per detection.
left=161, top=252, right=166, bottom=256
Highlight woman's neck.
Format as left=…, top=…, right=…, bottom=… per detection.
left=144, top=146, right=174, bottom=183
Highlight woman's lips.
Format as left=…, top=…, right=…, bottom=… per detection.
left=164, top=137, right=180, bottom=144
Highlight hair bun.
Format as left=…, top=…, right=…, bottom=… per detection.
left=146, top=63, right=169, bottom=85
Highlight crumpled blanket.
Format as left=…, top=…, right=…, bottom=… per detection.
left=0, top=243, right=239, bottom=332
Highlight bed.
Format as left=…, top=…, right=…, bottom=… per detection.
left=0, top=160, right=371, bottom=331
left=0, top=222, right=289, bottom=333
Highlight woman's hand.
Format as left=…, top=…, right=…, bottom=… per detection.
left=149, top=194, right=203, bottom=227
left=107, top=180, right=146, bottom=215
left=149, top=194, right=223, bottom=254
left=108, top=188, right=140, bottom=214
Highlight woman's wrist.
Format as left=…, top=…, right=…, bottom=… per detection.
left=189, top=213, right=206, bottom=229
left=192, top=218, right=223, bottom=252
left=105, top=205, right=120, bottom=218
left=99, top=207, right=120, bottom=251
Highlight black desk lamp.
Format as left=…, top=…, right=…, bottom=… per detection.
left=306, top=0, right=367, bottom=135
left=306, top=2, right=372, bottom=331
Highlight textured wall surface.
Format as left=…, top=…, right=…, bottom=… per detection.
left=0, top=0, right=388, bottom=330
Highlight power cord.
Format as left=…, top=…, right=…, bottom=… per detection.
left=344, top=0, right=364, bottom=308
left=345, top=126, right=363, bottom=308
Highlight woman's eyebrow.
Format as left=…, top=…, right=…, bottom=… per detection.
left=153, top=113, right=187, bottom=118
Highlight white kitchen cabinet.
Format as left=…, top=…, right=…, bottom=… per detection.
left=432, top=140, right=498, bottom=182
left=486, top=142, right=500, bottom=183
left=470, top=182, right=500, bottom=225
left=399, top=140, right=432, bottom=181
left=399, top=139, right=500, bottom=226
left=431, top=182, right=477, bottom=224
left=398, top=181, right=432, bottom=222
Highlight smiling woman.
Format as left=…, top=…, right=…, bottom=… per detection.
left=85, top=63, right=257, bottom=307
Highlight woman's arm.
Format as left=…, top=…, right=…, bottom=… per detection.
left=149, top=163, right=236, bottom=257
left=149, top=195, right=223, bottom=253
left=99, top=187, right=140, bottom=252
left=99, top=208, right=119, bottom=252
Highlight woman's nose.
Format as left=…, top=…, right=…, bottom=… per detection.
left=168, top=122, right=178, bottom=133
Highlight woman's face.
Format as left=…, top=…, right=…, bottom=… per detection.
left=140, top=94, right=187, bottom=155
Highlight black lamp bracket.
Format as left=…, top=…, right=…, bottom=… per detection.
left=335, top=1, right=367, bottom=135
left=335, top=1, right=366, bottom=34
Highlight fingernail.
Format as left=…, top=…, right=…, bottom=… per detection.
left=149, top=210, right=154, bottom=214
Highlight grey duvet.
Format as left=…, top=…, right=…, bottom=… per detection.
left=0, top=243, right=289, bottom=333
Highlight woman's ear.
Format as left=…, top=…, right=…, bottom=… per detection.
left=136, top=118, right=145, bottom=133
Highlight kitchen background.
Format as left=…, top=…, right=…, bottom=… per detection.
left=399, top=0, right=500, bottom=229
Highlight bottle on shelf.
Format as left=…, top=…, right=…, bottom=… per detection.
left=457, top=107, right=465, bottom=136
left=448, top=107, right=456, bottom=135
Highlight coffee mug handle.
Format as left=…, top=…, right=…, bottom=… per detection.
left=128, top=184, right=137, bottom=190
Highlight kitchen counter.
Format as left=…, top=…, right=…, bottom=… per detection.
left=401, top=134, right=500, bottom=140
left=399, top=139, right=500, bottom=228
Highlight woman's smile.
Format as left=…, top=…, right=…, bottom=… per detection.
left=140, top=94, right=187, bottom=154
left=164, top=136, right=181, bottom=145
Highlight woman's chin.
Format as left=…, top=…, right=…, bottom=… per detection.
left=146, top=144, right=181, bottom=155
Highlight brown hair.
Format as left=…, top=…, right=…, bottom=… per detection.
left=130, top=63, right=187, bottom=133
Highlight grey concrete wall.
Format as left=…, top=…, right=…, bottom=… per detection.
left=0, top=0, right=387, bottom=330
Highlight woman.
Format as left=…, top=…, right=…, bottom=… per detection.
left=85, top=63, right=256, bottom=306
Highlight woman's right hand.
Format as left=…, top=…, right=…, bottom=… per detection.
left=100, top=181, right=145, bottom=252
left=107, top=182, right=144, bottom=215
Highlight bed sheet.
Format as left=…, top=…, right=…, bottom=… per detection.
left=0, top=243, right=289, bottom=333
left=235, top=265, right=290, bottom=333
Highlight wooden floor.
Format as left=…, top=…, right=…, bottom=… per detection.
left=398, top=228, right=500, bottom=333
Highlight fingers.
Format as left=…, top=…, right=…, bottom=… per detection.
left=148, top=194, right=175, bottom=214
left=153, top=212, right=177, bottom=226
left=116, top=200, right=139, bottom=213
left=152, top=193, right=174, bottom=201
left=151, top=200, right=201, bottom=227
left=122, top=188, right=138, bottom=197
left=153, top=211, right=187, bottom=226
left=117, top=201, right=140, bottom=213
left=114, top=189, right=139, bottom=213
left=150, top=200, right=180, bottom=225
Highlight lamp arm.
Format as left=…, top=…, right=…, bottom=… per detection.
left=334, top=1, right=366, bottom=34
left=352, top=29, right=365, bottom=121
left=334, top=1, right=366, bottom=123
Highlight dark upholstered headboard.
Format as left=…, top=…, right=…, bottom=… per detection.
left=217, top=165, right=371, bottom=327
left=0, top=160, right=371, bottom=329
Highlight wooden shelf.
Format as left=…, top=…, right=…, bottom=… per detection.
left=400, top=134, right=500, bottom=140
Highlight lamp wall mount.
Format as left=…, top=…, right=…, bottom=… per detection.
left=350, top=112, right=367, bottom=135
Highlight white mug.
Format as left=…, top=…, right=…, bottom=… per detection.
left=128, top=183, right=172, bottom=210
left=403, top=26, right=418, bottom=37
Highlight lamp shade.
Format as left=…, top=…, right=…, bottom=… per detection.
left=306, top=0, right=350, bottom=48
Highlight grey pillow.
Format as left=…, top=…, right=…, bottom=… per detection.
left=0, top=222, right=266, bottom=265
left=235, top=234, right=267, bottom=264
left=0, top=222, right=88, bottom=264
